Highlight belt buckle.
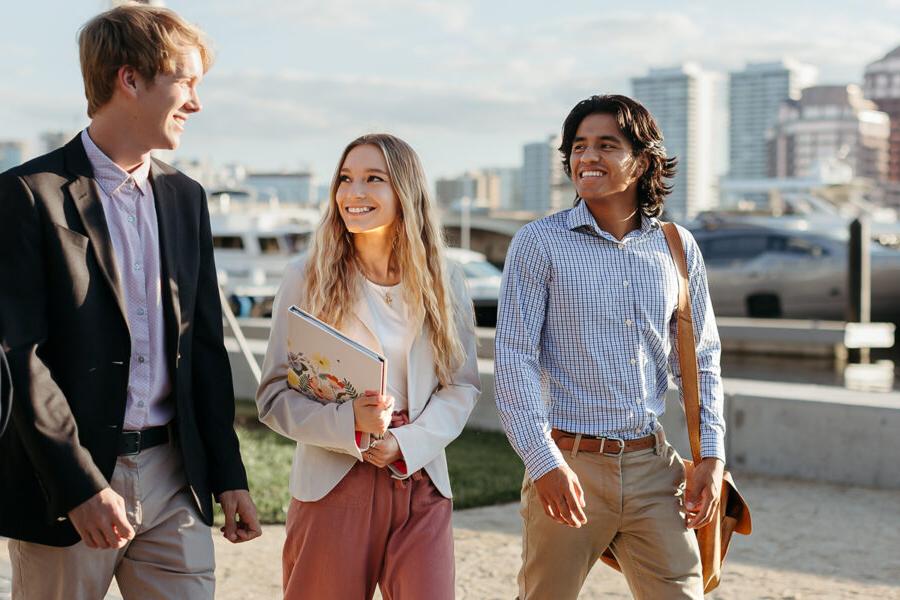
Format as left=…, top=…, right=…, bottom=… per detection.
left=600, top=436, right=625, bottom=457
left=120, top=430, right=142, bottom=456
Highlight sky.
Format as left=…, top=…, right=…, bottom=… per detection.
left=2, top=0, right=900, bottom=182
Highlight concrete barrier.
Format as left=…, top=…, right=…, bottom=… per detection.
left=469, top=361, right=900, bottom=490
left=226, top=318, right=900, bottom=489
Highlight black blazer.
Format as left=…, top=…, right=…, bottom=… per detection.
left=0, top=136, right=248, bottom=546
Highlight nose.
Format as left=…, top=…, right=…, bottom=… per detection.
left=581, top=144, right=601, bottom=162
left=184, top=86, right=202, bottom=114
left=350, top=179, right=367, bottom=199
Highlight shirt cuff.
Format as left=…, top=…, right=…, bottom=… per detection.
left=523, top=441, right=566, bottom=481
left=700, top=433, right=726, bottom=463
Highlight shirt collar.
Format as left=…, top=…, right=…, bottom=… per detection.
left=80, top=129, right=152, bottom=198
left=566, top=198, right=660, bottom=241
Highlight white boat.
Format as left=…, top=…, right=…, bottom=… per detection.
left=210, top=201, right=320, bottom=316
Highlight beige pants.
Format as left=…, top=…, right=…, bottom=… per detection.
left=518, top=438, right=703, bottom=600
left=8, top=441, right=215, bottom=600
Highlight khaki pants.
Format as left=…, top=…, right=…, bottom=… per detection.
left=518, top=438, right=703, bottom=600
left=8, top=441, right=215, bottom=600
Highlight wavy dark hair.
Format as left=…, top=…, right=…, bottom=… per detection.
left=558, top=94, right=677, bottom=217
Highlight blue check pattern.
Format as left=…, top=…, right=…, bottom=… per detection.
left=494, top=200, right=726, bottom=481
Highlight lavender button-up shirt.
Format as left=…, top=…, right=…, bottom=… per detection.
left=81, top=129, right=173, bottom=430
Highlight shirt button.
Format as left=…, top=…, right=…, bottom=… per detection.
left=618, top=243, right=625, bottom=250
left=137, top=355, right=145, bottom=364
left=137, top=308, right=145, bottom=316
left=134, top=262, right=142, bottom=271
left=630, top=358, right=637, bottom=365
left=623, top=280, right=630, bottom=287
left=625, top=319, right=633, bottom=326
left=137, top=401, right=145, bottom=408
left=128, top=215, right=136, bottom=224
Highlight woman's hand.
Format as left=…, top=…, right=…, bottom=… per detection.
left=353, top=390, right=394, bottom=436
left=363, top=431, right=403, bottom=467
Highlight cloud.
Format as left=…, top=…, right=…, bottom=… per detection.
left=198, top=70, right=558, bottom=141
left=217, top=0, right=473, bottom=33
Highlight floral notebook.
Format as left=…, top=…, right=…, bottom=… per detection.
left=286, top=306, right=386, bottom=403
left=286, top=306, right=408, bottom=478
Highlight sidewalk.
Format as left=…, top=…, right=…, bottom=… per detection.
left=3, top=474, right=899, bottom=599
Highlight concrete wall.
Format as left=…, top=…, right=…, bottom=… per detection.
left=471, top=366, right=900, bottom=490
left=227, top=321, right=900, bottom=490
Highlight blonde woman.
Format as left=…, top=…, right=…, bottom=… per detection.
left=257, top=134, right=480, bottom=600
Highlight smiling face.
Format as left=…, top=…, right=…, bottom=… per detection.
left=336, top=144, right=400, bottom=235
left=569, top=112, right=646, bottom=205
left=132, top=46, right=204, bottom=152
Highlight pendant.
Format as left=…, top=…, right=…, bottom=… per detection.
left=383, top=291, right=393, bottom=306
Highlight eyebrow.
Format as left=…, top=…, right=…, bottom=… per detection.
left=573, top=134, right=622, bottom=143
left=340, top=168, right=389, bottom=176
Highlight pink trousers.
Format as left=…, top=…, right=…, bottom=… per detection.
left=282, top=462, right=454, bottom=600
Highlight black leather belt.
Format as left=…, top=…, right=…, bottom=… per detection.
left=117, top=425, right=170, bottom=456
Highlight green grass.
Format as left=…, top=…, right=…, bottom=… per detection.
left=446, top=429, right=525, bottom=509
left=224, top=403, right=524, bottom=523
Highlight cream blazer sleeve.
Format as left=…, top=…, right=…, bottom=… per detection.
left=255, top=257, right=364, bottom=460
left=389, top=264, right=481, bottom=474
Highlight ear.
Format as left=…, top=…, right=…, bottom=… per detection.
left=116, top=65, right=140, bottom=99
left=634, top=154, right=649, bottom=179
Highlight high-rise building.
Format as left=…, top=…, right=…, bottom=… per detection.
left=864, top=45, right=900, bottom=183
left=631, top=63, right=716, bottom=221
left=520, top=136, right=574, bottom=213
left=0, top=141, right=27, bottom=173
left=768, top=85, right=889, bottom=182
left=435, top=167, right=521, bottom=212
left=729, top=60, right=817, bottom=180
left=484, top=167, right=522, bottom=211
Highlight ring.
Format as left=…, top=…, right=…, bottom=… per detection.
left=370, top=439, right=381, bottom=449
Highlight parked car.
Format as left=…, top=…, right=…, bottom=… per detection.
left=689, top=223, right=900, bottom=321
left=445, top=248, right=502, bottom=327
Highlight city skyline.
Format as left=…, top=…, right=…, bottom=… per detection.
left=2, top=1, right=900, bottom=181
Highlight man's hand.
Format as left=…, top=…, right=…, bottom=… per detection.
left=685, top=457, right=724, bottom=529
left=533, top=465, right=587, bottom=528
left=218, top=490, right=262, bottom=543
left=353, top=391, right=394, bottom=436
left=363, top=430, right=402, bottom=468
left=67, top=487, right=134, bottom=550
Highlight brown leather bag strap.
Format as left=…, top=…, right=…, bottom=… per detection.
left=660, top=222, right=703, bottom=465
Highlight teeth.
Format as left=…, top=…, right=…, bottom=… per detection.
left=581, top=170, right=605, bottom=178
left=347, top=207, right=374, bottom=214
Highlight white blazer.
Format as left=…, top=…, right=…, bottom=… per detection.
left=256, top=256, right=481, bottom=500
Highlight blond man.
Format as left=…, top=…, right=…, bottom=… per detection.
left=0, top=4, right=261, bottom=599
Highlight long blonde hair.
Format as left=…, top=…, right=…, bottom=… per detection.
left=303, top=134, right=466, bottom=386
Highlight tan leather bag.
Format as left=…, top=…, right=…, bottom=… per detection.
left=599, top=222, right=752, bottom=593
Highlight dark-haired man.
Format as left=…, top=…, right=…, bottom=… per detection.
left=0, top=4, right=259, bottom=599
left=495, top=94, right=725, bottom=599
